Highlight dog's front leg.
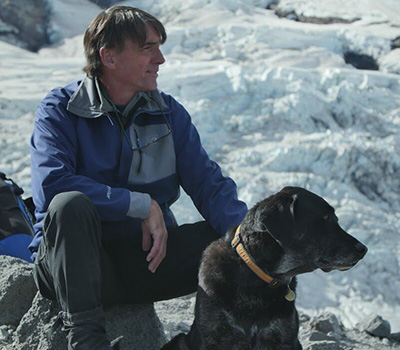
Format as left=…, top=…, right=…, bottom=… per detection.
left=255, top=314, right=303, bottom=350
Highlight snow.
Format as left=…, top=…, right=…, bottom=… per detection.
left=0, top=0, right=399, bottom=333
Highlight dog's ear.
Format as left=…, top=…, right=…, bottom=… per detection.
left=262, top=194, right=297, bottom=248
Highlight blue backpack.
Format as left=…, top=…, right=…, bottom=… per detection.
left=0, top=172, right=35, bottom=262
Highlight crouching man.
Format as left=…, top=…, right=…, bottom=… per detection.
left=29, top=6, right=247, bottom=349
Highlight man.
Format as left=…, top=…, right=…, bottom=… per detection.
left=29, top=6, right=247, bottom=350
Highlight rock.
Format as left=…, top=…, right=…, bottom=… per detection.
left=309, top=331, right=337, bottom=342
left=274, top=8, right=359, bottom=24
left=5, top=292, right=166, bottom=350
left=390, top=332, right=400, bottom=343
left=0, top=0, right=51, bottom=51
left=0, top=256, right=37, bottom=327
left=0, top=249, right=166, bottom=349
left=305, top=341, right=343, bottom=350
left=0, top=326, right=10, bottom=341
left=300, top=313, right=344, bottom=350
left=310, top=312, right=343, bottom=335
left=392, top=36, right=400, bottom=50
left=356, top=314, right=391, bottom=338
left=177, top=321, right=191, bottom=333
left=168, top=321, right=191, bottom=340
left=299, top=312, right=311, bottom=323
left=105, top=303, right=167, bottom=350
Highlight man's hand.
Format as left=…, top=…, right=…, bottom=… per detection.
left=141, top=199, right=168, bottom=273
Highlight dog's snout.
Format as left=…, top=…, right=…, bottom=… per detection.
left=354, top=242, right=368, bottom=257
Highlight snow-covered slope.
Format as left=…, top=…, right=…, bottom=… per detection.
left=0, top=0, right=399, bottom=332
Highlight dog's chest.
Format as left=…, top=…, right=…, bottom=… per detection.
left=249, top=323, right=279, bottom=347
left=221, top=308, right=289, bottom=348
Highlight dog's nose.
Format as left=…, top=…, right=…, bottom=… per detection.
left=354, top=242, right=368, bottom=257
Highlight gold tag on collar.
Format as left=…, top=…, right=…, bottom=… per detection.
left=285, top=288, right=296, bottom=302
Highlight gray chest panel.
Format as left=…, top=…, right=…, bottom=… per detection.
left=127, top=123, right=176, bottom=185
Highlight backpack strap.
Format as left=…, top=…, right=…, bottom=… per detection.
left=0, top=173, right=35, bottom=239
left=0, top=172, right=24, bottom=196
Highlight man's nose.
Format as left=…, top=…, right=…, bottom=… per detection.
left=153, top=48, right=165, bottom=65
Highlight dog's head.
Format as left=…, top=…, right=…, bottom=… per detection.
left=239, top=186, right=367, bottom=280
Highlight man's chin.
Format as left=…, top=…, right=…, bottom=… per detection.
left=140, top=83, right=158, bottom=93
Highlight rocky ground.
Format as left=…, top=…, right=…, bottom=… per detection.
left=1, top=255, right=400, bottom=349
left=156, top=297, right=400, bottom=349
left=0, top=256, right=165, bottom=350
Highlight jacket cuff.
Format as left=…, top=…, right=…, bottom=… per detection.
left=127, top=192, right=151, bottom=219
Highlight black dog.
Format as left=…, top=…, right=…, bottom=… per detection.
left=161, top=186, right=367, bottom=350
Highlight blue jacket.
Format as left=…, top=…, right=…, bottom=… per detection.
left=29, top=77, right=247, bottom=254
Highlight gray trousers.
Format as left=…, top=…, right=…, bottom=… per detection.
left=33, top=191, right=220, bottom=315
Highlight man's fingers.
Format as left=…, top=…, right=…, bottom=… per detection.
left=146, top=245, right=158, bottom=262
left=146, top=231, right=167, bottom=273
left=142, top=223, right=152, bottom=252
left=141, top=199, right=168, bottom=273
left=146, top=239, right=163, bottom=261
left=148, top=249, right=166, bottom=273
left=148, top=255, right=161, bottom=273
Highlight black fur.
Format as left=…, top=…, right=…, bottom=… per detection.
left=161, top=186, right=367, bottom=350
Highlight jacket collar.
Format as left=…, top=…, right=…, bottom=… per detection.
left=67, top=76, right=169, bottom=119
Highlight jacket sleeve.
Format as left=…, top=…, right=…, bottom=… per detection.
left=167, top=96, right=248, bottom=236
left=30, top=93, right=146, bottom=225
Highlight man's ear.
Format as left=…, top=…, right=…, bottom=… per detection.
left=99, top=47, right=115, bottom=69
left=262, top=194, right=297, bottom=248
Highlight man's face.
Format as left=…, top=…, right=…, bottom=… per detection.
left=112, top=26, right=165, bottom=95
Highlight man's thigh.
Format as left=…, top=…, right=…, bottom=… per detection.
left=103, top=221, right=220, bottom=304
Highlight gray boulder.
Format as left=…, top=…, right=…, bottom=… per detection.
left=0, top=255, right=166, bottom=349
left=356, top=314, right=391, bottom=338
left=309, top=312, right=343, bottom=335
left=391, top=332, right=400, bottom=343
left=392, top=36, right=400, bottom=50
left=308, top=331, right=338, bottom=342
left=300, top=312, right=344, bottom=350
left=0, top=0, right=51, bottom=51
left=5, top=293, right=166, bottom=350
left=305, top=341, right=343, bottom=350
left=0, top=255, right=37, bottom=327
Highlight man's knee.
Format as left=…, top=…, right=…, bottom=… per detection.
left=169, top=221, right=220, bottom=258
left=44, top=191, right=100, bottom=241
left=192, top=221, right=221, bottom=247
left=48, top=191, right=95, bottom=217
